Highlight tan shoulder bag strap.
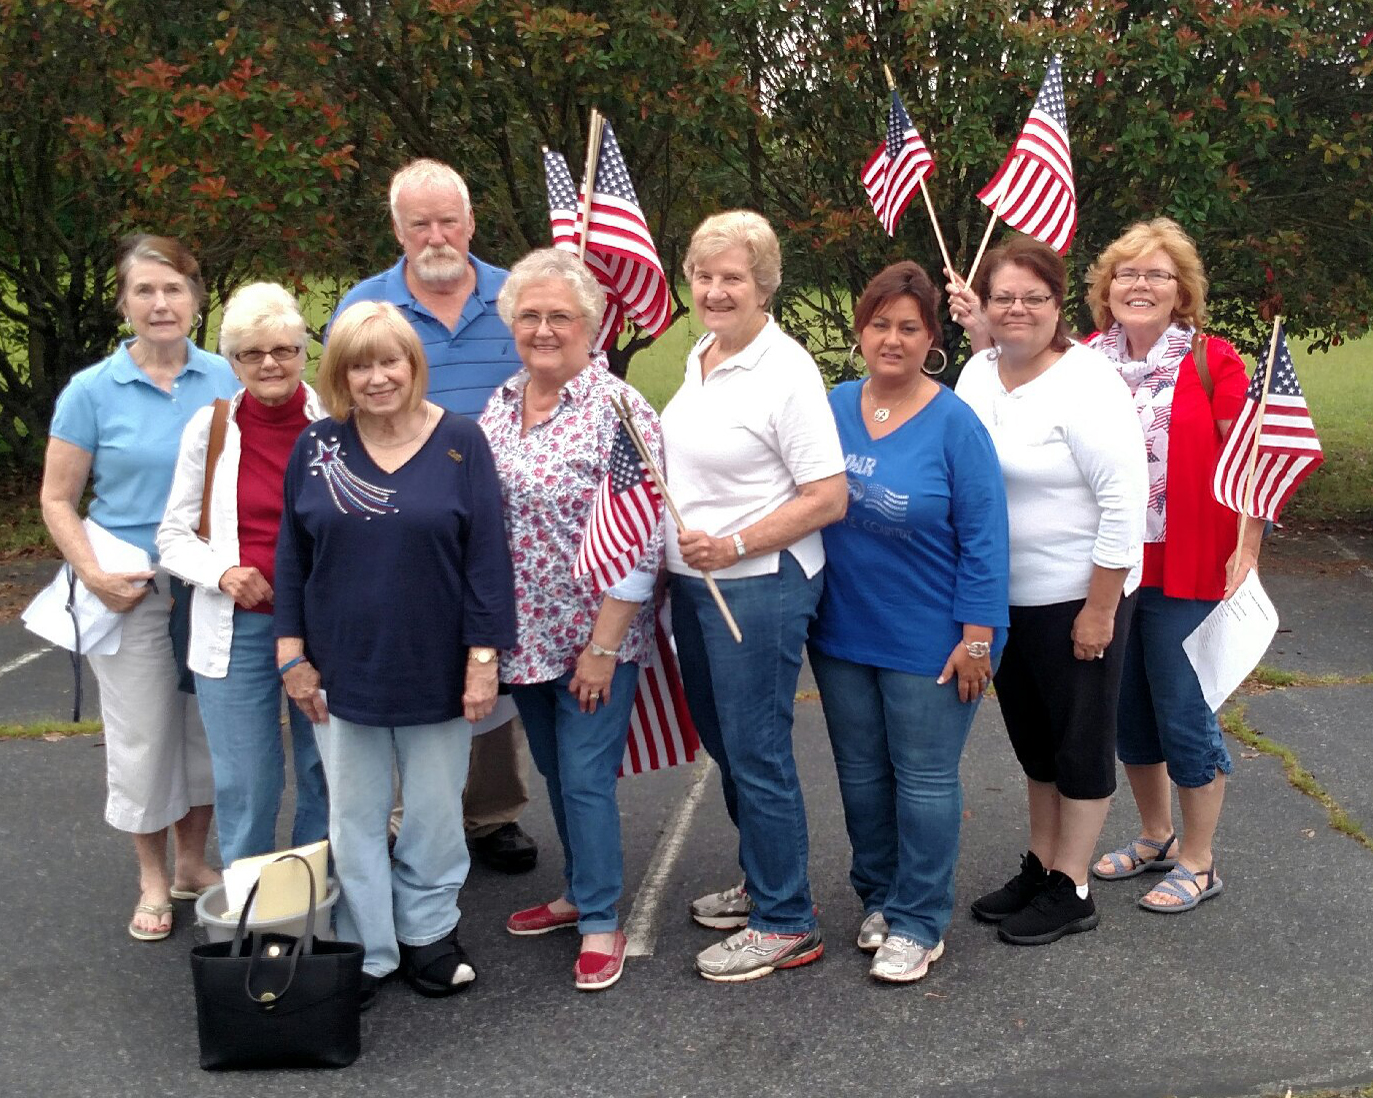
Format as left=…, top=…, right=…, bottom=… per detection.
left=197, top=398, right=230, bottom=541
left=1191, top=331, right=1213, bottom=401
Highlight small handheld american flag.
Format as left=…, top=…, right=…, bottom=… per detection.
left=620, top=604, right=701, bottom=778
left=573, top=420, right=664, bottom=592
left=1212, top=322, right=1324, bottom=521
left=862, top=89, right=935, bottom=237
left=977, top=57, right=1077, bottom=254
left=543, top=147, right=625, bottom=351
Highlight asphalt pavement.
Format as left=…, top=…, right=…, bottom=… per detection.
left=0, top=526, right=1370, bottom=1098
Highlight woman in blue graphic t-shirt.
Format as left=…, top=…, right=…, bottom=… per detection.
left=809, top=261, right=1009, bottom=984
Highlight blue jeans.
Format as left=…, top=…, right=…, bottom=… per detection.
left=669, top=551, right=822, bottom=934
left=809, top=649, right=984, bottom=947
left=510, top=662, right=639, bottom=934
left=313, top=714, right=472, bottom=977
left=193, top=609, right=327, bottom=865
left=1117, top=586, right=1234, bottom=788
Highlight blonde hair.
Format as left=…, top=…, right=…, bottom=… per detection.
left=389, top=159, right=471, bottom=227
left=317, top=302, right=428, bottom=420
left=496, top=248, right=606, bottom=329
left=1085, top=217, right=1209, bottom=332
left=218, top=282, right=306, bottom=359
left=683, top=210, right=782, bottom=306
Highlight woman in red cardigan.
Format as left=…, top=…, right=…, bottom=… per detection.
left=1082, top=218, right=1263, bottom=913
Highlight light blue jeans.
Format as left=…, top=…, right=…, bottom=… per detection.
left=810, top=648, right=985, bottom=948
left=313, top=714, right=472, bottom=977
left=510, top=662, right=640, bottom=934
left=669, top=551, right=822, bottom=934
left=193, top=609, right=328, bottom=865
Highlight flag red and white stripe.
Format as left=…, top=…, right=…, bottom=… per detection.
left=977, top=57, right=1076, bottom=254
left=1212, top=323, right=1324, bottom=521
left=621, top=605, right=701, bottom=777
left=543, top=147, right=625, bottom=350
left=862, top=90, right=935, bottom=236
left=573, top=421, right=663, bottom=591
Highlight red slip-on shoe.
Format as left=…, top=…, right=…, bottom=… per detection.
left=507, top=902, right=580, bottom=936
left=574, top=931, right=627, bottom=992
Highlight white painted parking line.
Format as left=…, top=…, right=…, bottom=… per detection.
left=0, top=646, right=53, bottom=680
left=624, top=758, right=715, bottom=958
left=1326, top=533, right=1373, bottom=582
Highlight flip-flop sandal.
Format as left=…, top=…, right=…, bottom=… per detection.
left=1091, top=833, right=1178, bottom=880
left=169, top=884, right=214, bottom=901
left=128, top=902, right=174, bottom=941
left=1138, top=864, right=1223, bottom=913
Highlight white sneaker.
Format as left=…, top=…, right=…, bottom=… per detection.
left=856, top=911, right=888, bottom=952
left=869, top=935, right=944, bottom=983
left=689, top=882, right=753, bottom=929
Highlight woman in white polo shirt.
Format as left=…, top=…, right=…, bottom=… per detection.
left=952, top=236, right=1146, bottom=947
left=662, top=210, right=847, bottom=983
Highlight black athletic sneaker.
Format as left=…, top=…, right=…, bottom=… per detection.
left=997, top=870, right=1100, bottom=945
left=970, top=850, right=1049, bottom=923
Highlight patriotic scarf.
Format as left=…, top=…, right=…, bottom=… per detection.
left=1090, top=322, right=1193, bottom=544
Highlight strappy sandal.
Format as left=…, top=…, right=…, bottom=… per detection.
left=128, top=901, right=174, bottom=941
left=1091, top=833, right=1177, bottom=880
left=1139, top=864, right=1223, bottom=913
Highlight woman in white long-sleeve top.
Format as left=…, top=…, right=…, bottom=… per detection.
left=158, top=283, right=328, bottom=865
left=953, top=236, right=1147, bottom=946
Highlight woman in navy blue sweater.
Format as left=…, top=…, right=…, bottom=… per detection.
left=275, top=301, right=516, bottom=1010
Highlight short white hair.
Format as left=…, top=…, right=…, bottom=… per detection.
left=496, top=248, right=606, bottom=329
left=388, top=159, right=471, bottom=226
left=219, top=282, right=307, bottom=358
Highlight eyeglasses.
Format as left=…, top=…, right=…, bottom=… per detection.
left=1111, top=269, right=1178, bottom=286
left=234, top=345, right=302, bottom=365
left=988, top=293, right=1054, bottom=311
left=513, top=311, right=580, bottom=331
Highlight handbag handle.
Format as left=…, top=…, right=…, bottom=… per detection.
left=229, top=852, right=320, bottom=1004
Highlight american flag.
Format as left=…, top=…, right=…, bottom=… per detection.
left=862, top=90, right=935, bottom=236
left=573, top=421, right=663, bottom=591
left=977, top=57, right=1076, bottom=254
left=1212, top=323, right=1324, bottom=521
left=543, top=147, right=625, bottom=350
left=621, top=605, right=701, bottom=777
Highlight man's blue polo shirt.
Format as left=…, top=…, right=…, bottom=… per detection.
left=332, top=254, right=519, bottom=419
left=49, top=339, right=239, bottom=558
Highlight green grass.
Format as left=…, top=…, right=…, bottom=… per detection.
left=1220, top=704, right=1371, bottom=849
left=1247, top=664, right=1373, bottom=688
left=1284, top=338, right=1372, bottom=523
left=0, top=720, right=102, bottom=740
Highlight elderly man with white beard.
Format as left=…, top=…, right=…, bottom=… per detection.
left=330, top=159, right=538, bottom=874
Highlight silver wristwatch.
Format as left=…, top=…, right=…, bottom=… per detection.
left=731, top=533, right=746, bottom=558
left=963, top=640, right=992, bottom=659
left=589, top=641, right=620, bottom=658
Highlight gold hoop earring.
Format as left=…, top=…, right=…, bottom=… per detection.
left=847, top=343, right=863, bottom=373
left=922, top=348, right=949, bottom=376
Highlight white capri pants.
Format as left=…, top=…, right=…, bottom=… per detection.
left=88, top=572, right=214, bottom=833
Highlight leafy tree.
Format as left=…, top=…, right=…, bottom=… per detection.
left=0, top=0, right=358, bottom=468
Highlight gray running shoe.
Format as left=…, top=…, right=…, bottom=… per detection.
left=856, top=911, right=888, bottom=952
left=695, top=927, right=824, bottom=982
left=869, top=935, right=944, bottom=983
left=689, top=882, right=754, bottom=929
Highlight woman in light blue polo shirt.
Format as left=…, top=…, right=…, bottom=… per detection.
left=40, top=234, right=238, bottom=942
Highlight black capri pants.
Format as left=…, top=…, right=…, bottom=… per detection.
left=993, top=592, right=1137, bottom=800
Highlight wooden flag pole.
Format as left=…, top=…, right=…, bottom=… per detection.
left=577, top=110, right=604, bottom=261
left=612, top=395, right=743, bottom=644
left=1235, top=315, right=1284, bottom=554
left=883, top=63, right=959, bottom=285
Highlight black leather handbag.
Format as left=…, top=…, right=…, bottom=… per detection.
left=189, top=854, right=364, bottom=1070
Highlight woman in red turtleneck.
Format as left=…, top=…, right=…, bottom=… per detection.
left=158, top=283, right=329, bottom=866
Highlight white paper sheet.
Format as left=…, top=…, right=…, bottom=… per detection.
left=1182, top=571, right=1279, bottom=711
left=21, top=520, right=152, bottom=656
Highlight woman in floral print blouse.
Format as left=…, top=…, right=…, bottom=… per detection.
left=479, top=248, right=664, bottom=993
